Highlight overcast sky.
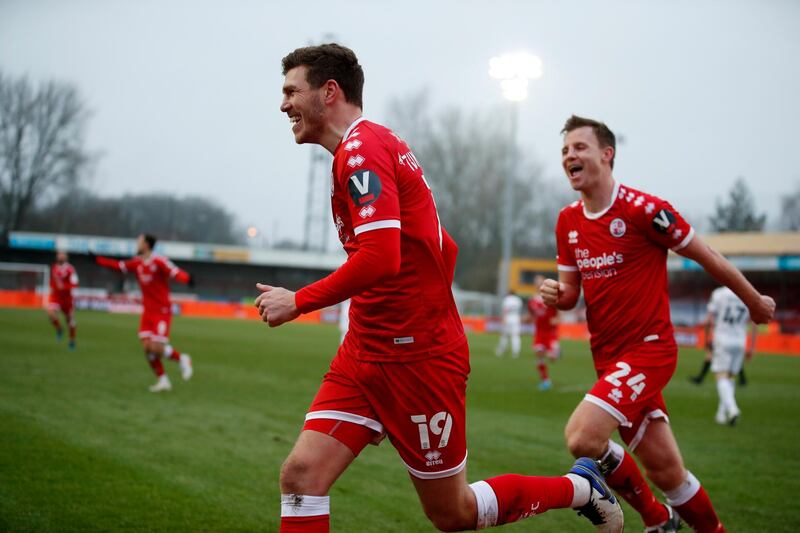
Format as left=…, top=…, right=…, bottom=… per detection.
left=2, top=0, right=798, bottom=246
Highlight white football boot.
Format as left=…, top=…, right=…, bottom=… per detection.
left=179, top=354, right=193, bottom=381
left=149, top=375, right=172, bottom=392
left=569, top=457, right=624, bottom=533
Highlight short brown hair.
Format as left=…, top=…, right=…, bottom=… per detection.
left=141, top=233, right=157, bottom=250
left=281, top=43, right=364, bottom=109
left=561, top=115, right=616, bottom=169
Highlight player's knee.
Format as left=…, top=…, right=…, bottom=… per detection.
left=279, top=454, right=328, bottom=495
left=565, top=430, right=605, bottom=459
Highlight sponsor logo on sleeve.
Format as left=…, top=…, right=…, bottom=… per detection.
left=652, top=209, right=677, bottom=234
left=347, top=154, right=365, bottom=168
left=348, top=169, right=382, bottom=207
left=609, top=218, right=626, bottom=238
left=344, top=139, right=362, bottom=151
left=359, top=205, right=376, bottom=219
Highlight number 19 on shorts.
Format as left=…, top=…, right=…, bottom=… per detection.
left=410, top=412, right=452, bottom=450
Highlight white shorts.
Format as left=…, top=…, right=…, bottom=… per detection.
left=711, top=343, right=745, bottom=374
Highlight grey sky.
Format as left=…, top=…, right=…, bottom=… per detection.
left=2, top=0, right=798, bottom=246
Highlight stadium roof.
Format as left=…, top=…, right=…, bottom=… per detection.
left=7, top=231, right=346, bottom=271
left=701, top=231, right=800, bottom=256
left=669, top=231, right=800, bottom=272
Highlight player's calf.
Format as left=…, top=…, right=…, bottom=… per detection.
left=279, top=431, right=360, bottom=533
left=664, top=472, right=726, bottom=533
left=600, top=440, right=670, bottom=528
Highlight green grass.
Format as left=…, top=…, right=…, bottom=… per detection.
left=0, top=308, right=798, bottom=532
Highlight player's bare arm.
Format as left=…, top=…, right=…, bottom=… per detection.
left=678, top=235, right=775, bottom=324
left=540, top=270, right=580, bottom=310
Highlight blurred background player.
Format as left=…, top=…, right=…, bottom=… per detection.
left=542, top=115, right=775, bottom=533
left=688, top=347, right=748, bottom=387
left=257, top=44, right=623, bottom=533
left=93, top=234, right=194, bottom=392
left=705, top=286, right=757, bottom=426
left=338, top=298, right=350, bottom=344
left=528, top=275, right=559, bottom=390
left=47, top=250, right=79, bottom=349
left=495, top=290, right=522, bottom=358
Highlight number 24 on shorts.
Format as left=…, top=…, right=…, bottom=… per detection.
left=604, top=362, right=647, bottom=401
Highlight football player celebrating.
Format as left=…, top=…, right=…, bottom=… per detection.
left=93, top=234, right=194, bottom=392
left=541, top=115, right=775, bottom=533
left=258, top=44, right=623, bottom=533
left=47, top=250, right=79, bottom=349
left=528, top=275, right=560, bottom=390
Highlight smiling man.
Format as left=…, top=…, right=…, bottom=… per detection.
left=258, top=45, right=623, bottom=533
left=541, top=115, right=775, bottom=533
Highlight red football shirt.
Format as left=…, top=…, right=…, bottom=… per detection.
left=50, top=262, right=78, bottom=300
left=322, top=118, right=465, bottom=362
left=555, top=182, right=694, bottom=368
left=528, top=295, right=557, bottom=338
left=106, top=255, right=188, bottom=315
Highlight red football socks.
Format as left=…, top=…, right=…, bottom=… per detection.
left=164, top=345, right=181, bottom=361
left=478, top=474, right=575, bottom=525
left=667, top=473, right=725, bottom=533
left=605, top=449, right=668, bottom=527
left=280, top=495, right=330, bottom=532
left=146, top=353, right=165, bottom=376
left=279, top=515, right=329, bottom=532
left=537, top=360, right=549, bottom=381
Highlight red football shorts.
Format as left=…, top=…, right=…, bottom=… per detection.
left=585, top=343, right=677, bottom=451
left=138, top=312, right=171, bottom=343
left=303, top=341, right=470, bottom=480
left=533, top=330, right=559, bottom=356
left=48, top=293, right=74, bottom=315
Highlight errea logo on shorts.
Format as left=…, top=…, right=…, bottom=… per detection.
left=424, top=450, right=443, bottom=466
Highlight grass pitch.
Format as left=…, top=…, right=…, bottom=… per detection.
left=0, top=307, right=798, bottom=532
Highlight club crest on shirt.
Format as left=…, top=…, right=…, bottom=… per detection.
left=609, top=218, right=626, bottom=238
left=348, top=169, right=382, bottom=207
left=652, top=209, right=676, bottom=234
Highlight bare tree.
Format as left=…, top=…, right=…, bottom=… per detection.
left=24, top=189, right=245, bottom=245
left=779, top=182, right=800, bottom=231
left=708, top=177, right=766, bottom=233
left=387, top=91, right=570, bottom=291
left=0, top=72, right=91, bottom=241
